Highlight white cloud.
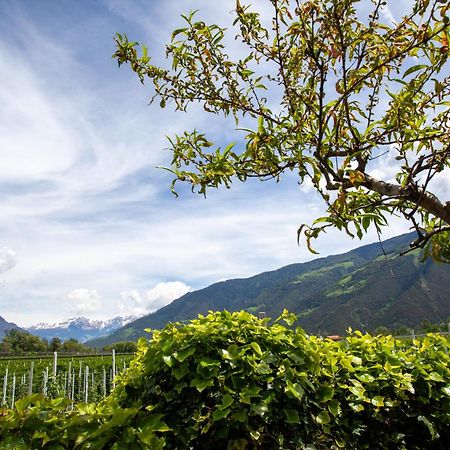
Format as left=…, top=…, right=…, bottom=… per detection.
left=146, top=281, right=191, bottom=312
left=0, top=247, right=17, bottom=273
left=0, top=48, right=79, bottom=181
left=119, top=289, right=145, bottom=316
left=368, top=145, right=401, bottom=183
left=119, top=281, right=191, bottom=316
left=67, top=289, right=102, bottom=315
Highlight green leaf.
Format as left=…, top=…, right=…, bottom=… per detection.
left=428, top=372, right=444, bottom=382
left=285, top=380, right=305, bottom=400
left=249, top=430, right=261, bottom=441
left=276, top=309, right=297, bottom=326
left=218, top=393, right=234, bottom=410
left=162, top=355, right=174, bottom=367
left=250, top=342, right=263, bottom=356
left=348, top=383, right=365, bottom=399
left=88, top=407, right=140, bottom=439
left=403, top=64, right=428, bottom=78
left=316, top=410, right=331, bottom=425
left=140, top=414, right=171, bottom=433
left=172, top=365, right=189, bottom=380
left=255, top=362, right=272, bottom=374
left=251, top=403, right=269, bottom=416
left=231, top=409, right=248, bottom=423
left=442, top=385, right=450, bottom=396
left=14, top=394, right=42, bottom=413
left=174, top=345, right=196, bottom=362
left=171, top=27, right=188, bottom=40
left=32, top=431, right=52, bottom=446
left=418, top=415, right=439, bottom=440
left=317, top=385, right=334, bottom=403
left=212, top=408, right=230, bottom=421
left=371, top=396, right=384, bottom=407
left=284, top=408, right=300, bottom=424
left=139, top=431, right=167, bottom=448
left=327, top=399, right=341, bottom=417
left=349, top=402, right=364, bottom=412
left=191, top=377, right=214, bottom=392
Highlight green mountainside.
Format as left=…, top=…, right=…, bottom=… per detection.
left=0, top=316, right=21, bottom=339
left=88, top=233, right=450, bottom=347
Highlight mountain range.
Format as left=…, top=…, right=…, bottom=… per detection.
left=0, top=316, right=21, bottom=339
left=26, top=316, right=138, bottom=343
left=88, top=232, right=450, bottom=347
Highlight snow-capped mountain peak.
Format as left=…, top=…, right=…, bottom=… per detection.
left=26, top=315, right=139, bottom=343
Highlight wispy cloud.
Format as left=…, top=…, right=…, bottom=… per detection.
left=119, top=281, right=191, bottom=315
left=0, top=248, right=17, bottom=274
left=145, top=281, right=191, bottom=312
left=67, top=289, right=102, bottom=315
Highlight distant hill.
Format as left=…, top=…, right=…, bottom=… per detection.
left=88, top=233, right=450, bottom=347
left=26, top=316, right=138, bottom=343
left=0, top=316, right=21, bottom=339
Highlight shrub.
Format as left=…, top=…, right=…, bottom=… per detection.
left=0, top=310, right=449, bottom=449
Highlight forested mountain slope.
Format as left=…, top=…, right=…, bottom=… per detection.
left=89, top=233, right=450, bottom=346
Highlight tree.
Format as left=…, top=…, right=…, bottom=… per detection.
left=49, top=337, right=62, bottom=352
left=103, top=341, right=138, bottom=353
left=114, top=0, right=450, bottom=261
left=3, top=329, right=48, bottom=354
left=60, top=338, right=90, bottom=353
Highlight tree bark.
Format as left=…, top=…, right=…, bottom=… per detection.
left=363, top=174, right=450, bottom=225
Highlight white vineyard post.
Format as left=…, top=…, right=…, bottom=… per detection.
left=103, top=367, right=106, bottom=397
left=112, top=349, right=116, bottom=389
left=84, top=365, right=89, bottom=403
left=2, top=368, right=8, bottom=406
left=71, top=372, right=76, bottom=410
left=53, top=351, right=57, bottom=380
left=68, top=361, right=72, bottom=399
left=43, top=366, right=49, bottom=397
left=28, top=362, right=34, bottom=396
left=78, top=362, right=82, bottom=397
left=11, top=373, right=16, bottom=408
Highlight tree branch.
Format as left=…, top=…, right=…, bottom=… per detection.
left=363, top=174, right=450, bottom=224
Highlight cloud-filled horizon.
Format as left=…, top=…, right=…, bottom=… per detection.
left=0, top=0, right=415, bottom=327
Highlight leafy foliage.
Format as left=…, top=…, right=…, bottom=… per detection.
left=0, top=329, right=93, bottom=355
left=1, top=330, right=48, bottom=354
left=114, top=0, right=450, bottom=257
left=1, top=311, right=449, bottom=449
left=103, top=341, right=138, bottom=353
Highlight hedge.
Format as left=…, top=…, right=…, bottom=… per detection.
left=0, top=310, right=449, bottom=449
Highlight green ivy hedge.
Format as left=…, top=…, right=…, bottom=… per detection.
left=1, top=310, right=449, bottom=449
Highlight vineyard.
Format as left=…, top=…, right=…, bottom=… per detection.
left=0, top=351, right=133, bottom=407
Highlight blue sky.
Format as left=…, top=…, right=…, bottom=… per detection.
left=0, top=0, right=415, bottom=326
